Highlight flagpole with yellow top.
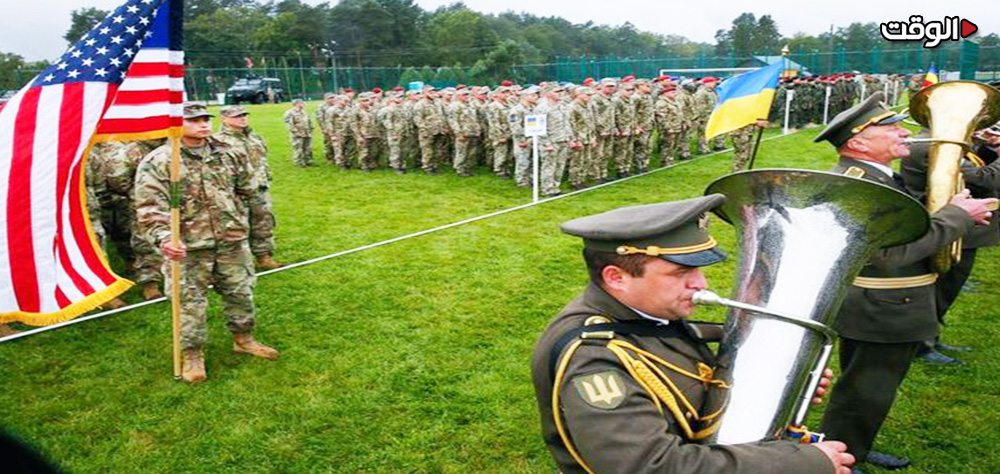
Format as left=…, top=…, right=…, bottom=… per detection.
left=169, top=130, right=182, bottom=379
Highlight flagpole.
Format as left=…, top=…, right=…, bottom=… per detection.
left=747, top=123, right=765, bottom=170
left=169, top=133, right=182, bottom=379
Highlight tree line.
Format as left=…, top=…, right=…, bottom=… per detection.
left=1, top=1, right=998, bottom=91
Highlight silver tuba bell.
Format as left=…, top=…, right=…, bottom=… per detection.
left=694, top=169, right=929, bottom=445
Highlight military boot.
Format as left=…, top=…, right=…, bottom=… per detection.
left=142, top=282, right=164, bottom=300
left=255, top=254, right=282, bottom=270
left=233, top=333, right=279, bottom=360
left=104, top=297, right=127, bottom=310
left=181, top=348, right=207, bottom=383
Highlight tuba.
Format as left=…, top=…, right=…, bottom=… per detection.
left=692, top=169, right=928, bottom=445
left=908, top=81, right=1000, bottom=272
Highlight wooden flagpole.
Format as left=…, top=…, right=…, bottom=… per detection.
left=169, top=133, right=182, bottom=378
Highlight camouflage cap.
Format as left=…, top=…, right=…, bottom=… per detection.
left=323, top=92, right=336, bottom=99
left=814, top=92, right=907, bottom=147
left=600, top=78, right=617, bottom=87
left=577, top=87, right=596, bottom=95
left=219, top=105, right=249, bottom=117
left=561, top=195, right=728, bottom=268
left=183, top=103, right=213, bottom=119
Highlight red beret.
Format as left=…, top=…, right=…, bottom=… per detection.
left=622, top=75, right=636, bottom=83
left=344, top=88, right=354, bottom=93
left=372, top=87, right=383, bottom=93
left=500, top=80, right=513, bottom=87
left=582, top=77, right=595, bottom=85
left=701, top=77, right=717, bottom=84
left=656, top=75, right=669, bottom=82
left=393, top=86, right=404, bottom=91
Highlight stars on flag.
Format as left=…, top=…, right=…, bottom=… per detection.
left=33, top=0, right=164, bottom=87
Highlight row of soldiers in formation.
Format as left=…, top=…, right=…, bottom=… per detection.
left=282, top=75, right=732, bottom=196
left=769, top=73, right=910, bottom=128
left=82, top=104, right=280, bottom=310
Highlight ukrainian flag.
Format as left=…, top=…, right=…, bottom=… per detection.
left=921, top=65, right=939, bottom=88
left=704, top=62, right=783, bottom=139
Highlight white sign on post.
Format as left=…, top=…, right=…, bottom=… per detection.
left=525, top=114, right=548, bottom=202
left=525, top=114, right=547, bottom=137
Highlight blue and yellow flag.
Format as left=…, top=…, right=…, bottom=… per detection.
left=704, top=62, right=783, bottom=139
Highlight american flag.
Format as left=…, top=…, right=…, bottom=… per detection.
left=0, top=0, right=183, bottom=325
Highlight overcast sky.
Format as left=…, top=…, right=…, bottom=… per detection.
left=1, top=0, right=992, bottom=61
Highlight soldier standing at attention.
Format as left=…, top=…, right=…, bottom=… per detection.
left=676, top=80, right=697, bottom=159
left=654, top=82, right=683, bottom=167
left=324, top=95, right=351, bottom=169
left=135, top=103, right=280, bottom=384
left=591, top=79, right=617, bottom=182
left=283, top=99, right=314, bottom=167
left=632, top=79, right=655, bottom=173
left=693, top=78, right=719, bottom=154
left=380, top=93, right=409, bottom=174
left=813, top=93, right=995, bottom=472
left=535, top=84, right=571, bottom=196
left=531, top=196, right=856, bottom=474
left=215, top=105, right=282, bottom=270
left=508, top=86, right=540, bottom=187
left=110, top=138, right=167, bottom=301
left=612, top=82, right=636, bottom=178
left=412, top=90, right=445, bottom=174
left=567, top=86, right=597, bottom=190
left=352, top=92, right=380, bottom=172
left=449, top=89, right=483, bottom=177
left=317, top=93, right=337, bottom=164
left=485, top=86, right=513, bottom=178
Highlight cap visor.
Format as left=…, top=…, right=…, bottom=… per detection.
left=660, top=247, right=728, bottom=267
left=876, top=113, right=907, bottom=125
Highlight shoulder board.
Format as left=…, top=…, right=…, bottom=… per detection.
left=548, top=320, right=685, bottom=383
left=844, top=166, right=866, bottom=178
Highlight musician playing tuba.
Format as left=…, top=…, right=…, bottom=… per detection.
left=813, top=92, right=997, bottom=472
left=530, top=196, right=855, bottom=474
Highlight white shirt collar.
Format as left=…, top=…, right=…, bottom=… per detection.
left=628, top=305, right=671, bottom=326
left=862, top=160, right=895, bottom=178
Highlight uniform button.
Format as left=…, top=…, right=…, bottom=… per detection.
left=903, top=297, right=911, bottom=303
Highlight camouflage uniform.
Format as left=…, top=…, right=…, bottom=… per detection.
left=632, top=86, right=655, bottom=170
left=486, top=95, right=512, bottom=177
left=88, top=142, right=131, bottom=265
left=134, top=138, right=260, bottom=350
left=535, top=94, right=570, bottom=196
left=654, top=90, right=683, bottom=166
left=692, top=85, right=717, bottom=153
left=448, top=94, right=482, bottom=176
left=86, top=150, right=107, bottom=249
left=282, top=104, right=313, bottom=166
left=612, top=90, right=636, bottom=176
left=379, top=99, right=410, bottom=171
left=352, top=99, right=380, bottom=171
left=412, top=95, right=447, bottom=173
left=590, top=89, right=616, bottom=180
left=324, top=99, right=351, bottom=168
left=730, top=124, right=757, bottom=172
left=675, top=85, right=696, bottom=159
left=567, top=94, right=596, bottom=187
left=111, top=139, right=166, bottom=288
left=508, top=98, right=535, bottom=187
left=215, top=121, right=277, bottom=259
left=317, top=96, right=334, bottom=163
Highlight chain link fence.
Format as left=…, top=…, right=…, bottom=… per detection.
left=12, top=42, right=1000, bottom=102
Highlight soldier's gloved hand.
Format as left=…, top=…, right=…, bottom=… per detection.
left=160, top=241, right=187, bottom=261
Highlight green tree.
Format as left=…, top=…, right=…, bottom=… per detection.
left=64, top=8, right=108, bottom=45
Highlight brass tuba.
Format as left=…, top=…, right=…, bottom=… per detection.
left=692, top=169, right=928, bottom=445
left=908, top=81, right=1000, bottom=272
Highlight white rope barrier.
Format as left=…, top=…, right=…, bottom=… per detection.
left=0, top=129, right=807, bottom=344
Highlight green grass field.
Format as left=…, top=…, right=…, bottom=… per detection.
left=1, top=102, right=998, bottom=473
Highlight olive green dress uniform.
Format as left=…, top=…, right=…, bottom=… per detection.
left=814, top=94, right=975, bottom=461
left=531, top=197, right=834, bottom=474
left=900, top=132, right=1000, bottom=342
